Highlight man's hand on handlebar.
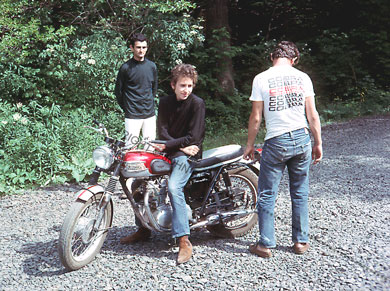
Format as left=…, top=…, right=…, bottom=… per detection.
left=243, top=145, right=255, bottom=160
left=152, top=143, right=166, bottom=152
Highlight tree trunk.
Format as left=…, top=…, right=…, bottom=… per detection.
left=205, top=0, right=235, bottom=96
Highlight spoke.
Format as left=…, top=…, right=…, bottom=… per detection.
left=72, top=239, right=85, bottom=256
left=220, top=174, right=256, bottom=229
left=70, top=213, right=109, bottom=259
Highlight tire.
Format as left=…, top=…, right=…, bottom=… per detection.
left=207, top=167, right=258, bottom=238
left=58, top=193, right=113, bottom=271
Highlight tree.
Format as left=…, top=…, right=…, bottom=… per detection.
left=0, top=0, right=204, bottom=106
left=204, top=0, right=235, bottom=95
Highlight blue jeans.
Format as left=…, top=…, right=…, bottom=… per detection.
left=167, top=155, right=193, bottom=238
left=135, top=155, right=193, bottom=238
left=257, top=128, right=312, bottom=248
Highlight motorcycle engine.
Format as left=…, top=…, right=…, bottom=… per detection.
left=133, top=178, right=192, bottom=230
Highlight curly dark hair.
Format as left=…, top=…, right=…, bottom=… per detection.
left=271, top=41, right=300, bottom=64
left=170, top=64, right=198, bottom=86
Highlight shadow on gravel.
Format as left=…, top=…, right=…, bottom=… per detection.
left=16, top=226, right=296, bottom=276
left=19, top=239, right=67, bottom=277
left=102, top=226, right=295, bottom=261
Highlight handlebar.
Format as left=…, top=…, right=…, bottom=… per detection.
left=150, top=140, right=167, bottom=144
left=85, top=119, right=109, bottom=137
left=87, top=120, right=167, bottom=153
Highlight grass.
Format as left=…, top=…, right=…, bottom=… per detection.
left=203, top=127, right=266, bottom=150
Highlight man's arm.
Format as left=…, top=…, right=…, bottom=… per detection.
left=114, top=65, right=125, bottom=110
left=157, top=97, right=175, bottom=142
left=244, top=101, right=263, bottom=160
left=152, top=64, right=158, bottom=98
left=305, top=96, right=323, bottom=164
left=179, top=100, right=205, bottom=148
left=180, top=145, right=200, bottom=156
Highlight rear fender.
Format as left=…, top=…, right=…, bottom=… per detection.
left=238, top=147, right=262, bottom=174
left=74, top=185, right=105, bottom=201
left=238, top=158, right=260, bottom=174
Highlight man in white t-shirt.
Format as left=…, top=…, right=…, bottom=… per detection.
left=244, top=41, right=322, bottom=258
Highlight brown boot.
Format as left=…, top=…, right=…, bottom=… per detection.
left=293, top=242, right=310, bottom=254
left=120, top=227, right=151, bottom=244
left=177, top=236, right=192, bottom=264
left=249, top=244, right=272, bottom=258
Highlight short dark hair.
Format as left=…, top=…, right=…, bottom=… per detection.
left=130, top=33, right=148, bottom=46
left=271, top=41, right=300, bottom=64
left=170, top=64, right=198, bottom=86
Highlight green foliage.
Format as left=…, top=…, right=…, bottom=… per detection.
left=0, top=0, right=75, bottom=103
left=0, top=0, right=204, bottom=107
left=145, top=13, right=204, bottom=72
left=304, top=31, right=362, bottom=101
left=143, top=0, right=196, bottom=13
left=298, top=29, right=390, bottom=119
left=319, top=81, right=390, bottom=122
left=0, top=100, right=123, bottom=194
left=39, top=31, right=130, bottom=109
left=190, top=29, right=249, bottom=135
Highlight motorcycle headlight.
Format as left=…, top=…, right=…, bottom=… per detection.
left=92, top=146, right=114, bottom=169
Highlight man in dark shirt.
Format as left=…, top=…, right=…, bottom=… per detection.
left=120, top=64, right=205, bottom=265
left=115, top=33, right=158, bottom=146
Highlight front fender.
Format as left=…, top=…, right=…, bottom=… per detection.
left=74, top=185, right=105, bottom=201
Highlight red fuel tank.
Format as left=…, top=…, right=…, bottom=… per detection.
left=121, top=151, right=172, bottom=178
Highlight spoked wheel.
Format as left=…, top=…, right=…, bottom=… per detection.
left=58, top=193, right=113, bottom=271
left=207, top=167, right=258, bottom=238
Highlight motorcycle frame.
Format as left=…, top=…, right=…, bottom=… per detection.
left=121, top=159, right=258, bottom=233
left=197, top=161, right=257, bottom=218
left=75, top=121, right=260, bottom=234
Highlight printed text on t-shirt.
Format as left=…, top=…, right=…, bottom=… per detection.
left=268, top=76, right=304, bottom=111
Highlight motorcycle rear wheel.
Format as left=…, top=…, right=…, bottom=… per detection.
left=207, top=167, right=258, bottom=238
left=58, top=193, right=113, bottom=271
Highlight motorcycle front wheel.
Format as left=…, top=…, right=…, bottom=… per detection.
left=207, top=167, right=258, bottom=238
left=58, top=193, right=113, bottom=271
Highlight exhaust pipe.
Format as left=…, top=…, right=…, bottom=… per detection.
left=190, top=209, right=256, bottom=230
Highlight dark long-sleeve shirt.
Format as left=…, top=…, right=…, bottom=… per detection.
left=115, top=58, right=158, bottom=119
left=157, top=93, right=205, bottom=159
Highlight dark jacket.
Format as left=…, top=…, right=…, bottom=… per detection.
left=115, top=58, right=158, bottom=119
left=157, top=93, right=205, bottom=159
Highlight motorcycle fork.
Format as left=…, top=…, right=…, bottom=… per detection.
left=89, top=166, right=102, bottom=185
left=94, top=162, right=121, bottom=232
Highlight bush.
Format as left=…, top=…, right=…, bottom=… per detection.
left=0, top=0, right=75, bottom=103
left=0, top=100, right=124, bottom=195
left=38, top=30, right=130, bottom=110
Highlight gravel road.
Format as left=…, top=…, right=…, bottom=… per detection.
left=1, top=115, right=389, bottom=290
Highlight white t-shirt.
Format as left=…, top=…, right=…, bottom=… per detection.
left=250, top=65, right=315, bottom=140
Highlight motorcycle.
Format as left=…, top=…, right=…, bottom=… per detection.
left=58, top=120, right=262, bottom=271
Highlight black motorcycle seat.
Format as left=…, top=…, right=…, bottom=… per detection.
left=191, top=145, right=244, bottom=170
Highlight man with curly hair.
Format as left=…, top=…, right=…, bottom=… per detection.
left=120, top=64, right=205, bottom=265
left=244, top=41, right=323, bottom=258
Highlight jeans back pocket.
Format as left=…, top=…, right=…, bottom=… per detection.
left=262, top=143, right=288, bottom=164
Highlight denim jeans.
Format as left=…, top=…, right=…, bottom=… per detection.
left=167, top=155, right=193, bottom=238
left=257, top=128, right=312, bottom=248
left=135, top=155, right=193, bottom=238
